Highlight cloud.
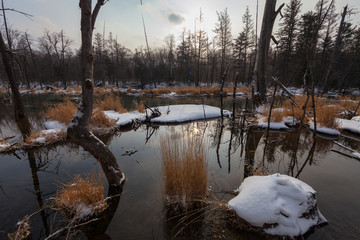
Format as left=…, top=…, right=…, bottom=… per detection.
left=168, top=13, right=185, bottom=24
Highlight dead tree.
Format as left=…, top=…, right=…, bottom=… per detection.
left=251, top=0, right=284, bottom=107
left=322, top=5, right=348, bottom=92
left=67, top=0, right=124, bottom=186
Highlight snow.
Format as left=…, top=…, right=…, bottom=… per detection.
left=228, top=174, right=327, bottom=237
left=76, top=203, right=94, bottom=219
left=146, top=104, right=231, bottom=124
left=336, top=118, right=360, bottom=135
left=351, top=116, right=360, bottom=122
left=103, top=110, right=142, bottom=126
left=44, top=121, right=67, bottom=130
left=256, top=117, right=289, bottom=130
left=309, top=121, right=340, bottom=136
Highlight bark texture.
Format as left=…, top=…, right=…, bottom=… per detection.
left=252, top=0, right=284, bottom=106
left=67, top=0, right=124, bottom=186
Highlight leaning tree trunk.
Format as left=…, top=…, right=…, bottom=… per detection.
left=251, top=0, right=284, bottom=107
left=0, top=31, right=31, bottom=136
left=67, top=0, right=124, bottom=186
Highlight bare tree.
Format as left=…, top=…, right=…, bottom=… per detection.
left=67, top=0, right=124, bottom=186
left=251, top=0, right=284, bottom=106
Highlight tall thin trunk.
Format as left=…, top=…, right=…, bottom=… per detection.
left=252, top=0, right=284, bottom=106
left=67, top=0, right=124, bottom=186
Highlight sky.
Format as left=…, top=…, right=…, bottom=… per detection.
left=4, top=0, right=360, bottom=52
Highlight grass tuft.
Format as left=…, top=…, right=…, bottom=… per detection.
left=133, top=100, right=145, bottom=113
left=95, top=94, right=127, bottom=113
left=46, top=98, right=77, bottom=125
left=160, top=135, right=207, bottom=210
left=316, top=106, right=339, bottom=128
left=54, top=174, right=108, bottom=220
left=90, top=108, right=116, bottom=128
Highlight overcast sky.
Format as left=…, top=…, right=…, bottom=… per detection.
left=4, top=0, right=360, bottom=51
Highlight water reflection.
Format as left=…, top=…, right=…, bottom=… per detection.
left=1, top=94, right=360, bottom=239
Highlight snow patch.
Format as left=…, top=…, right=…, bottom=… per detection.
left=309, top=121, right=340, bottom=136
left=336, top=118, right=360, bottom=135
left=228, top=174, right=326, bottom=237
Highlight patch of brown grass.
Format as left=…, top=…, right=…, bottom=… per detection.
left=55, top=174, right=108, bottom=219
left=95, top=94, right=127, bottom=113
left=316, top=106, right=339, bottom=128
left=262, top=108, right=289, bottom=122
left=25, top=129, right=66, bottom=145
left=126, top=87, right=132, bottom=93
left=160, top=135, right=207, bottom=209
left=8, top=216, right=30, bottom=240
left=90, top=108, right=116, bottom=128
left=133, top=100, right=145, bottom=113
left=46, top=98, right=77, bottom=125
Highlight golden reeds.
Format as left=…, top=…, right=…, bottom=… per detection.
left=133, top=100, right=145, bottom=113
left=316, top=106, right=340, bottom=128
left=160, top=135, right=207, bottom=209
left=46, top=98, right=77, bottom=125
left=54, top=174, right=108, bottom=220
left=95, top=94, right=127, bottom=113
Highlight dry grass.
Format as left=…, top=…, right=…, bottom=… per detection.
left=126, top=87, right=133, bottom=93
left=316, top=106, right=339, bottom=128
left=90, top=108, right=116, bottom=128
left=54, top=174, right=108, bottom=220
left=160, top=135, right=207, bottom=209
left=46, top=98, right=77, bottom=125
left=8, top=216, right=30, bottom=240
left=25, top=129, right=66, bottom=145
left=65, top=87, right=82, bottom=93
left=133, top=100, right=145, bottom=113
left=95, top=94, right=127, bottom=113
left=262, top=108, right=290, bottom=122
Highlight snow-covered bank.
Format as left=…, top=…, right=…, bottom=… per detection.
left=145, top=105, right=231, bottom=124
left=309, top=121, right=340, bottom=136
left=336, top=117, right=360, bottom=135
left=228, top=174, right=326, bottom=238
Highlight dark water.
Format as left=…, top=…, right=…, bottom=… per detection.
left=0, top=93, right=360, bottom=240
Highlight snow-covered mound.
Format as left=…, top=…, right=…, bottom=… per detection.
left=309, top=121, right=340, bottom=136
left=103, top=110, right=142, bottom=126
left=336, top=118, right=360, bottom=135
left=255, top=117, right=289, bottom=130
left=145, top=104, right=231, bottom=124
left=228, top=174, right=326, bottom=238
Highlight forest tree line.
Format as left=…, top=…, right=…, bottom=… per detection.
left=1, top=0, right=360, bottom=92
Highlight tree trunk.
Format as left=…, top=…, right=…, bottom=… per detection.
left=322, top=5, right=348, bottom=92
left=67, top=0, right=124, bottom=186
left=0, top=31, right=31, bottom=135
left=251, top=0, right=284, bottom=106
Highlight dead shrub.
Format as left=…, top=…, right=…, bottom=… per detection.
left=160, top=135, right=207, bottom=209
left=262, top=108, right=289, bottom=122
left=46, top=98, right=77, bottom=125
left=126, top=87, right=132, bottom=93
left=8, top=216, right=30, bottom=240
left=95, top=94, right=127, bottom=113
left=55, top=174, right=108, bottom=220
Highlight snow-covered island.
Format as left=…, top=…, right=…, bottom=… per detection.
left=228, top=174, right=327, bottom=238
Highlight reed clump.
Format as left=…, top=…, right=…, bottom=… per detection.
left=133, top=100, right=145, bottom=113
left=316, top=106, right=339, bottom=128
left=25, top=129, right=66, bottom=145
left=90, top=108, right=116, bottom=128
left=160, top=135, right=208, bottom=209
left=54, top=174, right=108, bottom=220
left=46, top=98, right=77, bottom=125
left=95, top=94, right=127, bottom=113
